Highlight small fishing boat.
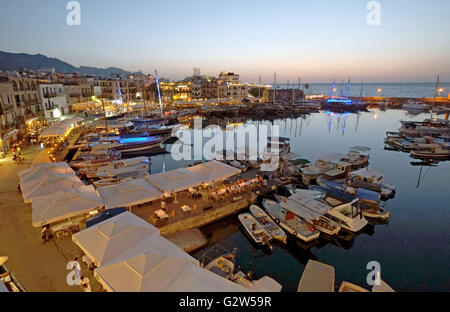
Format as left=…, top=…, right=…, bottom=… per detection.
left=238, top=213, right=273, bottom=249
left=249, top=204, right=287, bottom=243
left=205, top=253, right=236, bottom=280
left=348, top=167, right=396, bottom=199
left=262, top=199, right=321, bottom=242
left=410, top=145, right=450, bottom=160
left=338, top=281, right=369, bottom=292
left=231, top=271, right=282, bottom=292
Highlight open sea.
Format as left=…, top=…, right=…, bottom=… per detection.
left=274, top=82, right=450, bottom=98
left=148, top=108, right=450, bottom=292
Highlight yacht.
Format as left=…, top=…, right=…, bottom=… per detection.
left=274, top=192, right=341, bottom=236
left=402, top=100, right=430, bottom=111
left=318, top=192, right=368, bottom=232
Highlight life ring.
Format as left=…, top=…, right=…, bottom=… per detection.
left=217, top=259, right=225, bottom=268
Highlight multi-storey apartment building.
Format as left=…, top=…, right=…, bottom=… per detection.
left=217, top=81, right=248, bottom=99
left=0, top=80, right=17, bottom=131
left=38, top=83, right=69, bottom=118
left=98, top=79, right=139, bottom=102
left=63, top=82, right=93, bottom=108
left=218, top=72, right=240, bottom=84
left=6, top=76, right=43, bottom=122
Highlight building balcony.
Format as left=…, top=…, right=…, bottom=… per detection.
left=43, top=92, right=57, bottom=98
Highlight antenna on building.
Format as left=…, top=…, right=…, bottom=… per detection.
left=193, top=68, right=200, bottom=78
left=258, top=74, right=262, bottom=100
left=273, top=73, right=276, bottom=103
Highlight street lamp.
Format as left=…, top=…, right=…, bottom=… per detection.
left=377, top=88, right=382, bottom=97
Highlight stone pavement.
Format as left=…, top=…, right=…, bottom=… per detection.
left=0, top=145, right=102, bottom=292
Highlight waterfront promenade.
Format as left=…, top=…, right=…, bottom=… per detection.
left=0, top=145, right=101, bottom=292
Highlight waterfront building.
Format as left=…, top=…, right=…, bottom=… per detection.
left=98, top=79, right=138, bottom=102
left=63, top=82, right=94, bottom=109
left=38, top=83, right=69, bottom=119
left=263, top=88, right=304, bottom=103
left=3, top=76, right=43, bottom=122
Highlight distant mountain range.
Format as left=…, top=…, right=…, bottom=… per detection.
left=0, top=51, right=131, bottom=77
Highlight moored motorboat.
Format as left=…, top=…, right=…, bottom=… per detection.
left=249, top=204, right=287, bottom=243
left=238, top=213, right=273, bottom=249
left=262, top=199, right=321, bottom=242
left=275, top=192, right=341, bottom=236
left=205, top=253, right=236, bottom=280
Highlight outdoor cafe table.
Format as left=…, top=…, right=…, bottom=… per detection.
left=181, top=205, right=191, bottom=213
left=154, top=209, right=168, bottom=220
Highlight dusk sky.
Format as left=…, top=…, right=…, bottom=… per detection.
left=1, top=0, right=449, bottom=83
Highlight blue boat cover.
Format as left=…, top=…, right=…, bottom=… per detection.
left=356, top=188, right=380, bottom=202
left=86, top=207, right=127, bottom=228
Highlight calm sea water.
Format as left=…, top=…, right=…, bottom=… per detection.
left=275, top=82, right=450, bottom=98
left=150, top=109, right=450, bottom=292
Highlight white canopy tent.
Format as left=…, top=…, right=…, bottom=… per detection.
left=185, top=160, right=241, bottom=185
left=31, top=185, right=103, bottom=227
left=72, top=212, right=163, bottom=266
left=97, top=177, right=163, bottom=209
left=147, top=161, right=241, bottom=194
left=39, top=117, right=80, bottom=139
left=146, top=168, right=203, bottom=193
left=94, top=253, right=247, bottom=292
left=18, top=162, right=71, bottom=181
left=21, top=174, right=85, bottom=203
left=19, top=163, right=75, bottom=185
left=72, top=211, right=196, bottom=267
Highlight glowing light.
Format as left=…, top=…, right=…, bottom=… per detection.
left=374, top=113, right=378, bottom=119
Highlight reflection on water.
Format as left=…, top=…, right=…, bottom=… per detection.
left=151, top=109, right=450, bottom=292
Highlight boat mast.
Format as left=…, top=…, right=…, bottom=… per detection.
left=273, top=73, right=276, bottom=104
left=154, top=69, right=164, bottom=123
left=258, top=74, right=261, bottom=100
left=430, top=75, right=440, bottom=120
left=142, top=86, right=149, bottom=139
left=101, top=96, right=108, bottom=136
left=331, top=79, right=336, bottom=98
left=116, top=77, right=126, bottom=121
left=360, top=81, right=363, bottom=103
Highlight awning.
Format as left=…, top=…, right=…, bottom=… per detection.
left=97, top=177, right=163, bottom=209
left=21, top=174, right=85, bottom=203
left=32, top=185, right=103, bottom=227
left=185, top=160, right=241, bottom=184
left=72, top=211, right=194, bottom=267
left=94, top=253, right=247, bottom=292
left=147, top=168, right=203, bottom=193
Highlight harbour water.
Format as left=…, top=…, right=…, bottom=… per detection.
left=275, top=82, right=450, bottom=98
left=150, top=109, right=450, bottom=292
